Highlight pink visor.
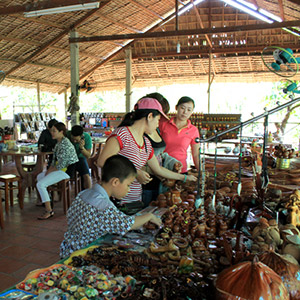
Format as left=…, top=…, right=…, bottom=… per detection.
left=135, top=97, right=169, bottom=120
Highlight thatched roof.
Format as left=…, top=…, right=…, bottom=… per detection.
left=0, top=0, right=300, bottom=93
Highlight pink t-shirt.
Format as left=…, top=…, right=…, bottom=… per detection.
left=159, top=117, right=199, bottom=172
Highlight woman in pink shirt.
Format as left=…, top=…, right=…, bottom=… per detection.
left=159, top=96, right=200, bottom=173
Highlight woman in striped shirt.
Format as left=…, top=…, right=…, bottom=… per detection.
left=97, top=97, right=197, bottom=209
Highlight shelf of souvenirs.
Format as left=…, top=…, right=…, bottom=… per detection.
left=80, top=112, right=125, bottom=129
left=14, top=112, right=56, bottom=140
left=167, top=112, right=241, bottom=140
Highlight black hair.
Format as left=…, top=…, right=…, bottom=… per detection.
left=53, top=122, right=67, bottom=136
left=176, top=96, right=195, bottom=108
left=102, top=155, right=137, bottom=183
left=71, top=125, right=84, bottom=137
left=146, top=92, right=170, bottom=114
left=118, top=109, right=160, bottom=127
left=48, top=118, right=58, bottom=129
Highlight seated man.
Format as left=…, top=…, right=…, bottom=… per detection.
left=60, top=155, right=161, bottom=258
left=67, top=125, right=92, bottom=189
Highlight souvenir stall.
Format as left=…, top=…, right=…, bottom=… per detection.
left=2, top=100, right=300, bottom=300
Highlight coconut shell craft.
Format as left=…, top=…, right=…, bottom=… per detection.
left=258, top=249, right=300, bottom=300
left=215, top=257, right=289, bottom=300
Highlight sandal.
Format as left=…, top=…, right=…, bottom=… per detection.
left=37, top=210, right=54, bottom=220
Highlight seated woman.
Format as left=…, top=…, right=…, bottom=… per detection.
left=36, top=122, right=78, bottom=220
left=159, top=96, right=200, bottom=174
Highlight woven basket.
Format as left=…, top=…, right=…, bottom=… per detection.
left=276, top=158, right=290, bottom=170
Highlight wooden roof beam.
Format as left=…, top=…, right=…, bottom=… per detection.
left=127, top=0, right=164, bottom=20
left=70, top=5, right=181, bottom=88
left=130, top=44, right=300, bottom=58
left=70, top=20, right=300, bottom=43
left=5, top=0, right=111, bottom=77
left=6, top=75, right=67, bottom=87
left=287, top=0, right=300, bottom=6
left=60, top=1, right=204, bottom=93
left=191, top=0, right=212, bottom=48
left=278, top=0, right=285, bottom=21
left=0, top=0, right=106, bottom=15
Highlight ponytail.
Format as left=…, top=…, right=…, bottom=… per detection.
left=118, top=111, right=136, bottom=127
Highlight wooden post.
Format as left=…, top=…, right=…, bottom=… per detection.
left=37, top=81, right=41, bottom=112
left=64, top=88, right=68, bottom=125
left=208, top=50, right=211, bottom=114
left=125, top=47, right=132, bottom=112
left=70, top=29, right=79, bottom=126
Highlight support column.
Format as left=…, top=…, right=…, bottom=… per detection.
left=208, top=50, right=211, bottom=114
left=70, top=29, right=80, bottom=126
left=125, top=47, right=132, bottom=112
left=37, top=81, right=41, bottom=112
left=64, top=89, right=68, bottom=125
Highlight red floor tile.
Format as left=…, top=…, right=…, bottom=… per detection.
left=0, top=246, right=34, bottom=259
left=23, top=250, right=59, bottom=266
left=0, top=273, right=19, bottom=292
left=13, top=263, right=43, bottom=281
left=30, top=240, right=62, bottom=254
left=8, top=235, right=38, bottom=247
left=0, top=161, right=95, bottom=292
left=0, top=257, right=27, bottom=274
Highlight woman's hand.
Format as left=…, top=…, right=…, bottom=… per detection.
left=186, top=174, right=197, bottom=182
left=173, top=161, right=182, bottom=173
left=150, top=213, right=162, bottom=227
left=137, top=169, right=153, bottom=185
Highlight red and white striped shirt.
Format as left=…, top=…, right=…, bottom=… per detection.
left=109, top=126, right=154, bottom=204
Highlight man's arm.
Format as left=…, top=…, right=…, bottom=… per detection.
left=79, top=145, right=92, bottom=159
left=131, top=213, right=162, bottom=229
left=79, top=134, right=92, bottom=159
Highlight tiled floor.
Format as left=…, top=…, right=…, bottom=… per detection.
left=0, top=161, right=82, bottom=292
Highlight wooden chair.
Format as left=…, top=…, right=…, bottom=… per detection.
left=48, top=179, right=71, bottom=214
left=70, top=171, right=82, bottom=197
left=88, top=143, right=103, bottom=180
left=0, top=174, right=22, bottom=214
left=0, top=190, right=4, bottom=229
left=21, top=161, right=36, bottom=194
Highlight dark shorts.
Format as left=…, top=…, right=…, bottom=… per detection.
left=75, top=157, right=90, bottom=176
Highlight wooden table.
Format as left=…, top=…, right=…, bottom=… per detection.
left=0, top=150, right=51, bottom=208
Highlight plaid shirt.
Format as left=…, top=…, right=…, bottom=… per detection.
left=60, top=184, right=135, bottom=258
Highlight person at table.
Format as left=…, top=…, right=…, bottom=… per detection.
left=97, top=97, right=197, bottom=213
left=60, top=155, right=162, bottom=258
left=159, top=96, right=200, bottom=173
left=67, top=125, right=92, bottom=189
left=36, top=122, right=79, bottom=220
left=37, top=118, right=58, bottom=168
left=142, top=92, right=182, bottom=207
